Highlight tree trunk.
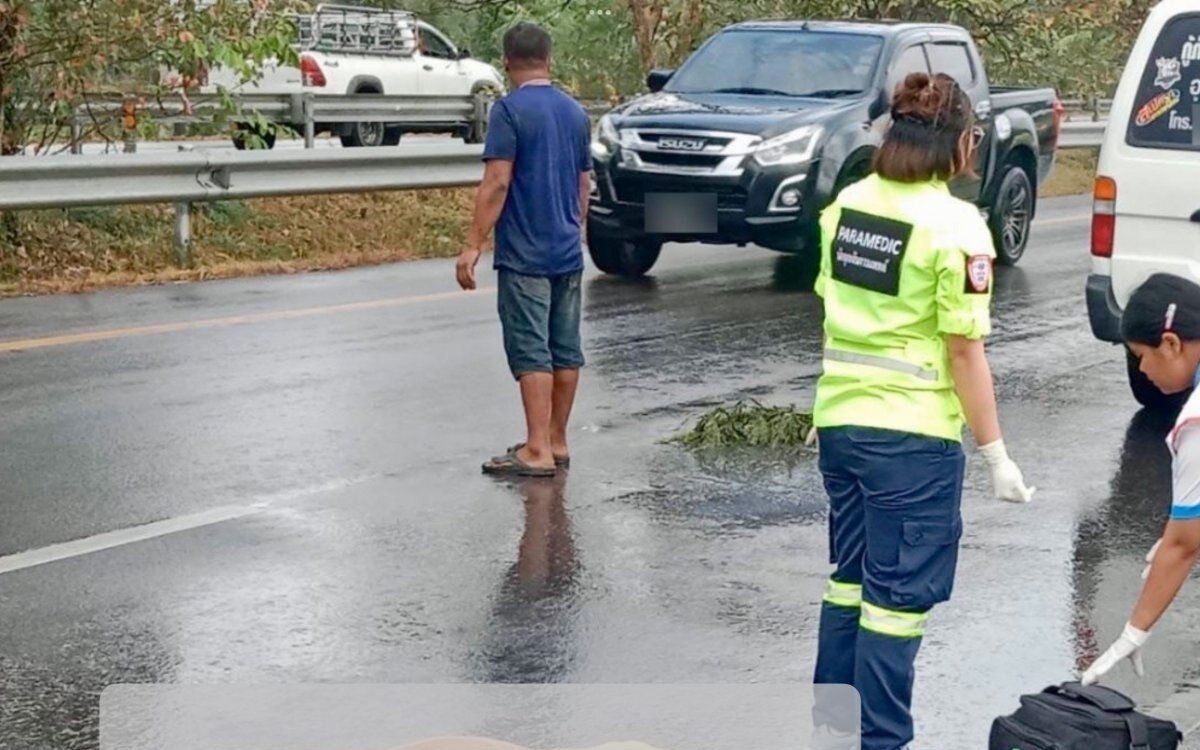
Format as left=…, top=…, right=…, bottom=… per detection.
left=669, top=0, right=705, bottom=67
left=626, top=0, right=666, bottom=73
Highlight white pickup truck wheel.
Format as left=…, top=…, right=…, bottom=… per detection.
left=341, top=120, right=393, bottom=148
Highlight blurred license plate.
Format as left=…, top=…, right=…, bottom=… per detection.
left=644, top=193, right=718, bottom=234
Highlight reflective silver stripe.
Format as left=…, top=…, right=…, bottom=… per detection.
left=823, top=348, right=938, bottom=382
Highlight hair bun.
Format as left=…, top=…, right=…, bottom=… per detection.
left=891, top=72, right=964, bottom=127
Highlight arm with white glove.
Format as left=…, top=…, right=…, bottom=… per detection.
left=946, top=335, right=1035, bottom=503
left=1081, top=519, right=1200, bottom=685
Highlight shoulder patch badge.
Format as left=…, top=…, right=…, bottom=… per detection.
left=965, top=255, right=992, bottom=294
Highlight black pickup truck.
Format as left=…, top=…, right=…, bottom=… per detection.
left=587, top=20, right=1063, bottom=279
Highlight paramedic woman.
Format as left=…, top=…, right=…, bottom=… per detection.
left=810, top=72, right=1035, bottom=750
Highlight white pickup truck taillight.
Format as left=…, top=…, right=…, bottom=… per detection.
left=1051, top=97, right=1065, bottom=141
left=1091, top=176, right=1116, bottom=258
left=300, top=55, right=327, bottom=88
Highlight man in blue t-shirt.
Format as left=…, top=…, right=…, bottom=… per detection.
left=456, top=21, right=592, bottom=477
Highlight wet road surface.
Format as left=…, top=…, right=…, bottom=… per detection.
left=2, top=194, right=1198, bottom=748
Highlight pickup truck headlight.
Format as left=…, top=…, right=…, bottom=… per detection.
left=753, top=125, right=823, bottom=167
left=591, top=114, right=619, bottom=161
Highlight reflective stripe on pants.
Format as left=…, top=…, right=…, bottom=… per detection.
left=824, top=578, right=863, bottom=608
left=860, top=601, right=928, bottom=639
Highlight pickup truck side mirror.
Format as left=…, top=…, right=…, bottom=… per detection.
left=646, top=68, right=674, bottom=93
left=457, top=48, right=471, bottom=60
left=868, top=88, right=890, bottom=121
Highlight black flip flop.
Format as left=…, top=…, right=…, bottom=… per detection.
left=504, top=442, right=570, bottom=468
left=482, top=450, right=557, bottom=477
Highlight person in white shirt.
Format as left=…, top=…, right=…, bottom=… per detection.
left=1083, top=273, right=1200, bottom=685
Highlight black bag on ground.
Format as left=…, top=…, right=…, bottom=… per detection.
left=989, top=681, right=1181, bottom=750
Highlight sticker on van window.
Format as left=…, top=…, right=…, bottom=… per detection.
left=1136, top=89, right=1181, bottom=126
left=1170, top=110, right=1193, bottom=131
left=1184, top=35, right=1200, bottom=67
left=1157, top=57, right=1183, bottom=89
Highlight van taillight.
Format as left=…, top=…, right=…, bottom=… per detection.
left=1092, top=176, right=1116, bottom=258
left=300, top=55, right=326, bottom=87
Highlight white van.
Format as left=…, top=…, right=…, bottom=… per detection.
left=1089, top=0, right=1200, bottom=410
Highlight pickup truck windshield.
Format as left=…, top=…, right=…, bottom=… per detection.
left=665, top=30, right=883, bottom=98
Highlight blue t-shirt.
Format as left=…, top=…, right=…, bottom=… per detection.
left=483, top=83, right=592, bottom=277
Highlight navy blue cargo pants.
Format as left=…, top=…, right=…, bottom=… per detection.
left=813, top=425, right=965, bottom=750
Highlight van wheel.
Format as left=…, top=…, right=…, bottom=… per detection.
left=588, top=234, right=661, bottom=277
left=990, top=166, right=1034, bottom=265
left=1127, top=348, right=1189, bottom=414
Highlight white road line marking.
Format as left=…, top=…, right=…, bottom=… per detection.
left=0, top=473, right=381, bottom=576
left=0, top=504, right=264, bottom=576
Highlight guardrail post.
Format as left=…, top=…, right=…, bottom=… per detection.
left=70, top=121, right=83, bottom=155
left=174, top=202, right=192, bottom=267
left=303, top=94, right=316, bottom=149
left=472, top=93, right=487, bottom=143
left=1091, top=95, right=1100, bottom=122
left=121, top=97, right=138, bottom=154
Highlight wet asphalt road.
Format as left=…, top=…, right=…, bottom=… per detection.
left=2, top=194, right=1199, bottom=749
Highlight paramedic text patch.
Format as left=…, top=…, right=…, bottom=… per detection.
left=831, top=209, right=913, bottom=296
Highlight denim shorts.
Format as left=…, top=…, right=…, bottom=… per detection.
left=497, top=269, right=585, bottom=379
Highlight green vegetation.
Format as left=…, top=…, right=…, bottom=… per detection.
left=402, top=0, right=1152, bottom=102
left=670, top=401, right=815, bottom=450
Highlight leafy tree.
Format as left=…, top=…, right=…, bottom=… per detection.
left=0, top=0, right=299, bottom=156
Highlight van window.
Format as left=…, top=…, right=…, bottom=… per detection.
left=928, top=43, right=976, bottom=87
left=1126, top=14, right=1200, bottom=150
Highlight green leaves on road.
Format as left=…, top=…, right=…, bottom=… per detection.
left=671, top=400, right=815, bottom=451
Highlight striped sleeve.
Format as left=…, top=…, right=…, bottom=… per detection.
left=1172, top=426, right=1200, bottom=520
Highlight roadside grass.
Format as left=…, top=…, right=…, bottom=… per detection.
left=0, top=149, right=1096, bottom=297
left=1041, top=148, right=1097, bottom=198
left=0, top=189, right=475, bottom=296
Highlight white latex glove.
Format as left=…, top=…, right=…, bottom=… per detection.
left=806, top=426, right=819, bottom=449
left=1081, top=623, right=1150, bottom=686
left=978, top=439, right=1036, bottom=503
left=1143, top=539, right=1162, bottom=581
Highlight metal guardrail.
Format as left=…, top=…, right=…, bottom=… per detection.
left=1, top=117, right=1105, bottom=266
left=71, top=92, right=488, bottom=152
left=0, top=144, right=484, bottom=265
left=1059, top=97, right=1113, bottom=120
left=1058, top=120, right=1107, bottom=149
left=72, top=94, right=1102, bottom=153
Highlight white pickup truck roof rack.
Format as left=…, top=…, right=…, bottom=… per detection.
left=293, top=4, right=419, bottom=57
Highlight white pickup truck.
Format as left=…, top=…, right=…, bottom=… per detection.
left=204, top=4, right=505, bottom=148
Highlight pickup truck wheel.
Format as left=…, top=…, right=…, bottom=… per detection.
left=990, top=166, right=1034, bottom=265
left=1127, top=348, right=1189, bottom=414
left=340, top=121, right=387, bottom=148
left=588, top=235, right=662, bottom=277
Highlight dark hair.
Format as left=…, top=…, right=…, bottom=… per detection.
left=873, top=72, right=974, bottom=183
left=502, top=21, right=552, bottom=70
left=1121, top=273, right=1200, bottom=345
